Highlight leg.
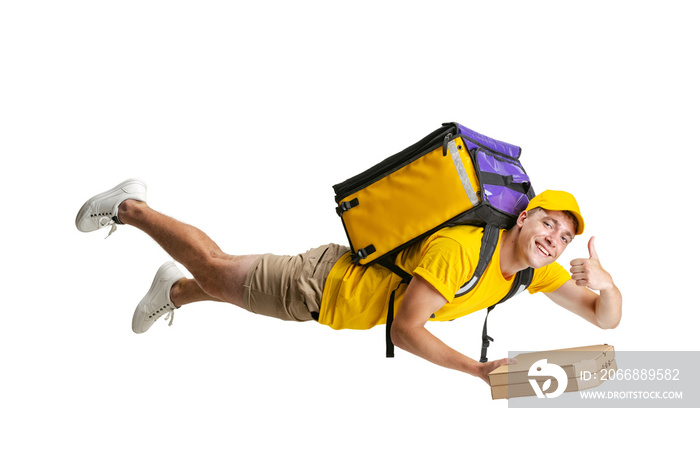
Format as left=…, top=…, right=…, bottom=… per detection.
left=118, top=199, right=258, bottom=307
left=170, top=278, right=222, bottom=307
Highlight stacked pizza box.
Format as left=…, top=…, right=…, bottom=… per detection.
left=488, top=344, right=616, bottom=400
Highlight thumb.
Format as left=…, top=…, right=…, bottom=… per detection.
left=588, top=236, right=599, bottom=260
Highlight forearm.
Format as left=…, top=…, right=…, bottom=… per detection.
left=595, top=284, right=622, bottom=329
left=391, top=275, right=509, bottom=384
left=391, top=324, right=481, bottom=377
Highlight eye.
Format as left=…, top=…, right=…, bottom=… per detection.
left=544, top=221, right=552, bottom=228
left=561, top=236, right=569, bottom=244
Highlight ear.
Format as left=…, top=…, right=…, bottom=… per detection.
left=516, top=209, right=529, bottom=228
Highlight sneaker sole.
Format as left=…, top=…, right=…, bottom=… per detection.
left=75, top=178, right=147, bottom=232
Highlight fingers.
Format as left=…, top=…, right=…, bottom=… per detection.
left=571, top=277, right=589, bottom=286
left=489, top=357, right=518, bottom=371
left=493, top=357, right=517, bottom=366
left=571, top=237, right=600, bottom=267
left=571, top=237, right=599, bottom=274
left=481, top=358, right=518, bottom=385
left=570, top=257, right=612, bottom=290
left=570, top=262, right=593, bottom=287
left=484, top=357, right=518, bottom=373
left=569, top=262, right=589, bottom=274
left=568, top=237, right=614, bottom=290
left=570, top=258, right=585, bottom=267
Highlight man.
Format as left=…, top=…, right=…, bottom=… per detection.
left=76, top=179, right=622, bottom=384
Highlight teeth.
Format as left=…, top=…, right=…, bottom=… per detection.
left=537, top=244, right=550, bottom=256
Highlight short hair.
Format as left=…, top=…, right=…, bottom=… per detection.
left=527, top=206, right=579, bottom=236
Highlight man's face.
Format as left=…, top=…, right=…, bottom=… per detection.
left=517, top=208, right=575, bottom=268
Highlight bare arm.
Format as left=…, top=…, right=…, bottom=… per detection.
left=546, top=237, right=622, bottom=329
left=390, top=275, right=515, bottom=384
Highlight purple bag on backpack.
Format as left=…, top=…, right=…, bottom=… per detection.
left=447, top=123, right=534, bottom=229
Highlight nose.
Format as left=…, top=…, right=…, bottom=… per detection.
left=544, top=233, right=558, bottom=251
left=544, top=231, right=566, bottom=250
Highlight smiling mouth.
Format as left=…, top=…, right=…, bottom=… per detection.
left=536, top=243, right=550, bottom=257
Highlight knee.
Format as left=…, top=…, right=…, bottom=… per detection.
left=193, top=255, right=228, bottom=299
left=193, top=254, right=249, bottom=303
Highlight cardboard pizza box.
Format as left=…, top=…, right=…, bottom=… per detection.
left=488, top=344, right=615, bottom=400
left=490, top=359, right=617, bottom=399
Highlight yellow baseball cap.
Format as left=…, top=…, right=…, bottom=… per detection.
left=526, top=190, right=585, bottom=235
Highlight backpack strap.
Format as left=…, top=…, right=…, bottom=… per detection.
left=479, top=266, right=534, bottom=363
left=378, top=258, right=412, bottom=358
left=380, top=224, right=500, bottom=358
left=378, top=224, right=534, bottom=361
left=455, top=224, right=500, bottom=297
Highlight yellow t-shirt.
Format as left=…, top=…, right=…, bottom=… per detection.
left=318, top=225, right=570, bottom=330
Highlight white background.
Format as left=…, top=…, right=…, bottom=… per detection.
left=1, top=0, right=698, bottom=464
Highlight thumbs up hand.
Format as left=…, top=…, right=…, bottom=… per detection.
left=570, top=237, right=614, bottom=291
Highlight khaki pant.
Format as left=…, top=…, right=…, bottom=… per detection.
left=242, top=244, right=350, bottom=322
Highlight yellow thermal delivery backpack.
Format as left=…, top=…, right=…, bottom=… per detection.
left=334, top=122, right=533, bottom=265
left=333, top=122, right=536, bottom=360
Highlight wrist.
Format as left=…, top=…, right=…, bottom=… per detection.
left=461, top=357, right=483, bottom=377
left=598, top=279, right=616, bottom=293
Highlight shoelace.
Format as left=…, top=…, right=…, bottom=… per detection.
left=106, top=223, right=118, bottom=238
left=147, top=302, right=176, bottom=329
left=98, top=215, right=120, bottom=238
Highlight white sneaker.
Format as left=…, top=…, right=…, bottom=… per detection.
left=75, top=178, right=147, bottom=236
left=132, top=262, right=185, bottom=334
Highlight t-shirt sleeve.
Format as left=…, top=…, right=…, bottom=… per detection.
left=411, top=236, right=475, bottom=303
left=528, top=261, right=571, bottom=294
